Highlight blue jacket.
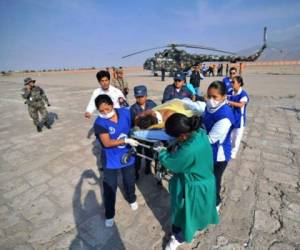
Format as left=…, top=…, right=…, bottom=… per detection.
left=223, top=77, right=233, bottom=95
left=162, top=84, right=193, bottom=103
left=228, top=89, right=249, bottom=128
left=203, top=104, right=235, bottom=163
left=130, top=99, right=157, bottom=124
left=190, top=70, right=202, bottom=88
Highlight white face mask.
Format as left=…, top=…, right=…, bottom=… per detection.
left=99, top=109, right=115, bottom=119
left=206, top=98, right=222, bottom=109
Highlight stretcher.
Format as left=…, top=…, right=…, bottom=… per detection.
left=121, top=99, right=206, bottom=184
left=122, top=130, right=177, bottom=184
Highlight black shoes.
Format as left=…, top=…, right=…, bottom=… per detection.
left=36, top=122, right=51, bottom=132
left=36, top=125, right=42, bottom=132
left=44, top=122, right=51, bottom=129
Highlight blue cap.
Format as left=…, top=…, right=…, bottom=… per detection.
left=134, top=85, right=147, bottom=97
left=174, top=73, right=185, bottom=81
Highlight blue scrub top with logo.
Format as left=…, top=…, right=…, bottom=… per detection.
left=94, top=108, right=135, bottom=169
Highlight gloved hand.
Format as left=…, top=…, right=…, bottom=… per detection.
left=124, top=138, right=139, bottom=147
left=153, top=146, right=167, bottom=153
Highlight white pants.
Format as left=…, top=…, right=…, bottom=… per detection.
left=231, top=127, right=245, bottom=158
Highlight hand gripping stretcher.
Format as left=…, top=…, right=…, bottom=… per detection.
left=121, top=130, right=177, bottom=185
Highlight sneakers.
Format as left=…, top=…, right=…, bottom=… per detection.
left=231, top=153, right=237, bottom=159
left=216, top=205, right=221, bottom=214
left=105, top=218, right=114, bottom=227
left=165, top=235, right=182, bottom=250
left=130, top=201, right=138, bottom=211
left=105, top=202, right=138, bottom=228
left=231, top=149, right=238, bottom=159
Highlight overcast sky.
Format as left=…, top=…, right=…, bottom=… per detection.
left=1, top=0, right=299, bottom=70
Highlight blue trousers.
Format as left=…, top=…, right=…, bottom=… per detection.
left=172, top=224, right=184, bottom=243
left=103, top=164, right=136, bottom=219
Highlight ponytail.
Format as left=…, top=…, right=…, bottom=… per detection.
left=188, top=116, right=202, bottom=131
left=165, top=113, right=202, bottom=137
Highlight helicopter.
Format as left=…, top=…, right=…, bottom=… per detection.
left=122, top=27, right=267, bottom=76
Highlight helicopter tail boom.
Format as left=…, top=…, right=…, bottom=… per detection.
left=263, top=26, right=267, bottom=47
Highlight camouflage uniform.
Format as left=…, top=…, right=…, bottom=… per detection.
left=22, top=84, right=50, bottom=127
left=111, top=78, right=129, bottom=97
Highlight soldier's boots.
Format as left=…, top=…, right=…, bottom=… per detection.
left=36, top=125, right=42, bottom=133
left=44, top=122, right=51, bottom=129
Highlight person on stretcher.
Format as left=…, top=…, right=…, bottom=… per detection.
left=135, top=98, right=206, bottom=129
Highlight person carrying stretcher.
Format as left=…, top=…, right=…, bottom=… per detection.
left=130, top=85, right=157, bottom=179
left=158, top=113, right=219, bottom=249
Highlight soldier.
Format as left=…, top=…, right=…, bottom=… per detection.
left=112, top=67, right=117, bottom=81
left=161, top=65, right=166, bottom=81
left=111, top=68, right=129, bottom=97
left=225, top=63, right=229, bottom=77
left=239, top=62, right=244, bottom=75
left=189, top=63, right=204, bottom=96
left=22, top=77, right=51, bottom=132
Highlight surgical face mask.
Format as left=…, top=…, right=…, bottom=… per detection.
left=99, top=109, right=115, bottom=119
left=206, top=98, right=222, bottom=109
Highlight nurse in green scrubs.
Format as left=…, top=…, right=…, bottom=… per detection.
left=159, top=113, right=219, bottom=250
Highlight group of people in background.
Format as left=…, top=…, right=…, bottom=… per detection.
left=82, top=64, right=249, bottom=250
left=200, top=62, right=243, bottom=77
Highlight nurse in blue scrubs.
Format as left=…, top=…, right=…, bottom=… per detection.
left=94, top=94, right=139, bottom=227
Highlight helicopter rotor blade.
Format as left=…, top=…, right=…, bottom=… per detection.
left=122, top=46, right=168, bottom=58
left=172, top=44, right=236, bottom=55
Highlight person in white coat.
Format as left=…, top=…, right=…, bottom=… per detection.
left=85, top=70, right=126, bottom=119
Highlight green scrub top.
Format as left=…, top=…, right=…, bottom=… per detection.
left=159, top=128, right=219, bottom=242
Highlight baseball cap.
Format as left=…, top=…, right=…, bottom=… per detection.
left=134, top=85, right=147, bottom=97
left=174, top=73, right=185, bottom=81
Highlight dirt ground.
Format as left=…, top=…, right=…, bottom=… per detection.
left=0, top=63, right=299, bottom=249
